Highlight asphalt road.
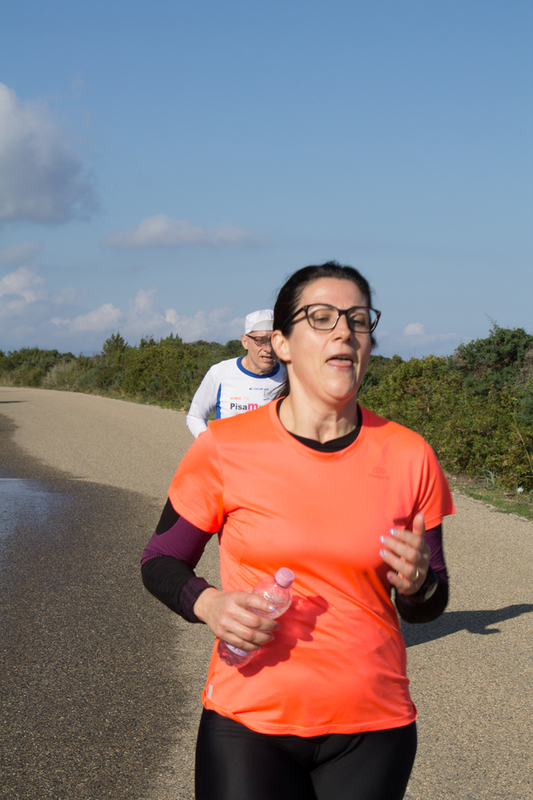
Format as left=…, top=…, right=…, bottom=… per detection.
left=1, top=387, right=532, bottom=800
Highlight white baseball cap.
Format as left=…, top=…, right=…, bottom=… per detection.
left=244, top=309, right=274, bottom=334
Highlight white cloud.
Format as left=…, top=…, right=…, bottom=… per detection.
left=101, top=214, right=267, bottom=250
left=132, top=288, right=155, bottom=312
left=0, top=268, right=466, bottom=361
left=0, top=241, right=45, bottom=265
left=52, top=293, right=243, bottom=344
left=371, top=322, right=465, bottom=359
left=49, top=289, right=162, bottom=337
left=402, top=322, right=458, bottom=343
left=404, top=322, right=425, bottom=336
left=0, top=83, right=98, bottom=223
left=164, top=307, right=243, bottom=341
left=0, top=265, right=47, bottom=309
left=51, top=303, right=123, bottom=332
left=0, top=265, right=243, bottom=352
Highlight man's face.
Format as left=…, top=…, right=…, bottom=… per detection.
left=241, top=330, right=276, bottom=375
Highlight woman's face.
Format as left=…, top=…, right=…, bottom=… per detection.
left=273, top=277, right=373, bottom=407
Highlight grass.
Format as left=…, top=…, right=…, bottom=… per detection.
left=448, top=474, right=533, bottom=521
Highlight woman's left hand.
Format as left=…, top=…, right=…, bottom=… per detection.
left=380, top=512, right=431, bottom=595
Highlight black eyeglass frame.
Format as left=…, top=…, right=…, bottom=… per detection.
left=284, top=304, right=381, bottom=334
left=245, top=333, right=273, bottom=346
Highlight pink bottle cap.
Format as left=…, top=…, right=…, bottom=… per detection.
left=275, top=567, right=295, bottom=587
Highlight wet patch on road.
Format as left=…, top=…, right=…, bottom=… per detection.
left=0, top=413, right=200, bottom=800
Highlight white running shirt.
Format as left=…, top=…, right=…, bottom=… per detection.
left=186, top=357, right=286, bottom=438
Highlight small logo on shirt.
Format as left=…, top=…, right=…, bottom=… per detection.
left=370, top=466, right=390, bottom=480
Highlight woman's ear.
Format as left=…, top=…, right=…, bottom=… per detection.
left=271, top=330, right=291, bottom=363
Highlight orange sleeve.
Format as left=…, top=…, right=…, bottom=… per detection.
left=168, top=428, right=225, bottom=533
left=414, top=441, right=455, bottom=530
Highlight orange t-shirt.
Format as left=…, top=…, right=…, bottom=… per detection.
left=169, top=401, right=455, bottom=736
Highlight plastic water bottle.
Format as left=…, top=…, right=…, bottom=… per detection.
left=218, top=567, right=295, bottom=667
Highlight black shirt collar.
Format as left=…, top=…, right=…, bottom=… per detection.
left=276, top=400, right=361, bottom=452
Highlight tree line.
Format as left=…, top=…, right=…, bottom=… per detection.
left=1, top=325, right=532, bottom=492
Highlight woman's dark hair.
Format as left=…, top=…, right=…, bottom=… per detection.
left=273, top=261, right=377, bottom=396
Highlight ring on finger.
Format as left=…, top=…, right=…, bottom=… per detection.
left=413, top=568, right=420, bottom=581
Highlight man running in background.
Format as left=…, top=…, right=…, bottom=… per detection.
left=186, top=310, right=286, bottom=438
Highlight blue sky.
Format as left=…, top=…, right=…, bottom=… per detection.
left=1, top=0, right=531, bottom=359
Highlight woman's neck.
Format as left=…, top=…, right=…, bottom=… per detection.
left=278, top=393, right=359, bottom=443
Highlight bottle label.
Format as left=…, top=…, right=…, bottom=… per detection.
left=225, top=644, right=249, bottom=657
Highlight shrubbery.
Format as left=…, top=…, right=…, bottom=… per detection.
left=359, top=325, right=533, bottom=491
left=0, top=334, right=245, bottom=411
left=0, top=347, right=76, bottom=388
left=1, top=325, right=532, bottom=490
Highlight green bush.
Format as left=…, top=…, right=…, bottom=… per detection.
left=449, top=324, right=533, bottom=396
left=101, top=332, right=129, bottom=364
left=0, top=347, right=76, bottom=387
left=115, top=334, right=245, bottom=407
left=13, top=366, right=46, bottom=387
left=42, top=360, right=82, bottom=390
left=95, top=365, right=123, bottom=390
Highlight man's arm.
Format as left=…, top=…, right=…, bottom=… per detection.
left=186, top=367, right=218, bottom=438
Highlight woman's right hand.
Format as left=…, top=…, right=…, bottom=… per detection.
left=193, top=588, right=280, bottom=651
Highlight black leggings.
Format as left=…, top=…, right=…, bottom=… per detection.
left=195, top=709, right=417, bottom=800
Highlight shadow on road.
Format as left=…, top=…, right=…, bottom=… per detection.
left=402, top=603, right=533, bottom=647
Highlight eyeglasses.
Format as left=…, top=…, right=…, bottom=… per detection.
left=246, top=334, right=272, bottom=347
left=285, top=304, right=381, bottom=334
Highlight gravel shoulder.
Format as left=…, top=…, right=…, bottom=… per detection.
left=1, top=387, right=532, bottom=800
